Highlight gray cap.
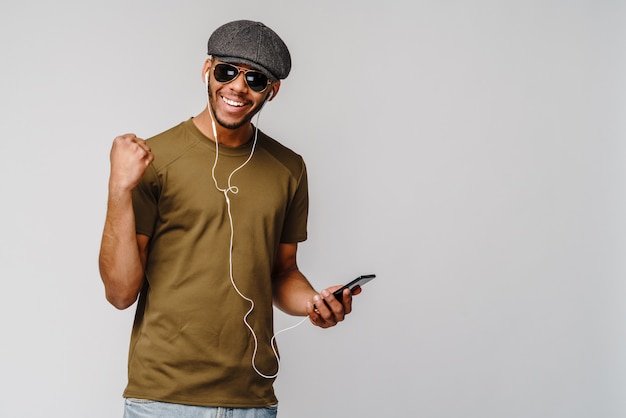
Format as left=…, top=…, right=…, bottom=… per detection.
left=207, top=20, right=291, bottom=81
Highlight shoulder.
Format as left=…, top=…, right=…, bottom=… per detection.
left=144, top=119, right=202, bottom=170
left=257, top=131, right=306, bottom=179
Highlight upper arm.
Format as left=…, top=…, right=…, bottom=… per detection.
left=271, top=243, right=318, bottom=315
left=137, top=233, right=150, bottom=269
left=272, top=243, right=298, bottom=280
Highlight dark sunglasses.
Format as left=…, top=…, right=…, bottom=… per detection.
left=213, top=63, right=271, bottom=93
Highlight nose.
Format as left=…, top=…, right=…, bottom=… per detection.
left=229, top=71, right=249, bottom=91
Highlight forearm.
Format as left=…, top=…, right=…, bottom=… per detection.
left=270, top=243, right=352, bottom=328
left=98, top=189, right=145, bottom=309
left=272, top=267, right=317, bottom=316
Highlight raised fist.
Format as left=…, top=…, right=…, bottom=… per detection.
left=108, top=134, right=154, bottom=192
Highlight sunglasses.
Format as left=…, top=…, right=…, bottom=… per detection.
left=213, top=63, right=271, bottom=93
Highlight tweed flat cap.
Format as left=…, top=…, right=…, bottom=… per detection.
left=207, top=20, right=291, bottom=81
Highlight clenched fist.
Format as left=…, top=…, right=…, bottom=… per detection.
left=108, top=134, right=154, bottom=193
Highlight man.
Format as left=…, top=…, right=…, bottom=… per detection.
left=99, top=20, right=360, bottom=418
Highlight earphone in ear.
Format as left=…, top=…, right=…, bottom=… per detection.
left=267, top=90, right=274, bottom=100
left=205, top=71, right=209, bottom=85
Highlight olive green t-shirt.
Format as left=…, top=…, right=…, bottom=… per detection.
left=124, top=118, right=308, bottom=407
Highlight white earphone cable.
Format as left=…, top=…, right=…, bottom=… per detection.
left=206, top=81, right=307, bottom=379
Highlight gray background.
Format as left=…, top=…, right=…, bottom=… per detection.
left=1, top=1, right=624, bottom=417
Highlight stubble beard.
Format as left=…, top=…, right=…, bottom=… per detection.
left=208, top=86, right=261, bottom=130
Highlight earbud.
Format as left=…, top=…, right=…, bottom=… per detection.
left=267, top=90, right=273, bottom=100
left=205, top=71, right=209, bottom=85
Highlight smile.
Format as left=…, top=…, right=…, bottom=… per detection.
left=221, top=96, right=246, bottom=107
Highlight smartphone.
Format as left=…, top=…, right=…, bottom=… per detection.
left=332, top=274, right=376, bottom=300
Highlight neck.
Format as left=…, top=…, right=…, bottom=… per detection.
left=193, top=108, right=254, bottom=148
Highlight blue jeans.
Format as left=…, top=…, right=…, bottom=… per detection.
left=123, top=398, right=278, bottom=418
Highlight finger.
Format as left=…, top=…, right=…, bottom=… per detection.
left=142, top=147, right=154, bottom=166
left=313, top=293, right=339, bottom=326
left=113, top=133, right=137, bottom=144
left=321, top=289, right=345, bottom=322
left=112, top=134, right=140, bottom=155
left=131, top=139, right=154, bottom=166
left=132, top=137, right=150, bottom=151
left=341, top=289, right=353, bottom=315
left=306, top=302, right=330, bottom=328
left=122, top=137, right=152, bottom=162
left=306, top=301, right=319, bottom=318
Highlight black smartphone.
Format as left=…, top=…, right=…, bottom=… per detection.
left=332, top=274, right=376, bottom=300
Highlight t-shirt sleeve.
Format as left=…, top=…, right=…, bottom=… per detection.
left=132, top=164, right=160, bottom=237
left=280, top=159, right=309, bottom=243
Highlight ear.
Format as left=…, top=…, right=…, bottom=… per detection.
left=267, top=81, right=281, bottom=101
left=202, top=58, right=213, bottom=84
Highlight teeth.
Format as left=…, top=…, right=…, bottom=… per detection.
left=222, top=96, right=245, bottom=107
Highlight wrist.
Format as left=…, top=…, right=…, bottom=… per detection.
left=108, top=178, right=136, bottom=195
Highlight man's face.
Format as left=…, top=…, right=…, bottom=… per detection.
left=206, top=59, right=274, bottom=130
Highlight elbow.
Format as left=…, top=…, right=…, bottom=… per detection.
left=105, top=290, right=138, bottom=310
left=101, top=271, right=140, bottom=310
left=99, top=263, right=142, bottom=310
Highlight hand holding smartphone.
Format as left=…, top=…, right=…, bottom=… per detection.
left=332, top=274, right=376, bottom=300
